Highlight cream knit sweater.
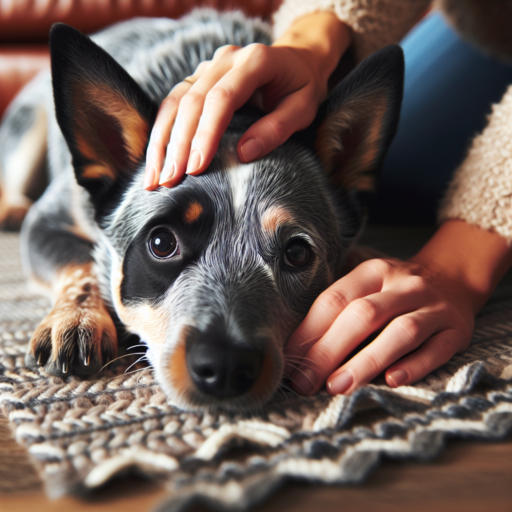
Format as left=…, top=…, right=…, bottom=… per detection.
left=273, top=0, right=512, bottom=241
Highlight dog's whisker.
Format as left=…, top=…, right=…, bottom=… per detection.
left=278, top=382, right=309, bottom=401
left=124, top=367, right=150, bottom=377
left=99, top=352, right=147, bottom=373
left=127, top=344, right=148, bottom=351
left=288, top=366, right=317, bottom=389
left=106, top=366, right=149, bottom=382
left=283, top=354, right=316, bottom=363
left=283, top=360, right=318, bottom=373
left=125, top=355, right=149, bottom=374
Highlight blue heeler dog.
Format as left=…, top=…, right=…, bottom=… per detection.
left=0, top=10, right=404, bottom=412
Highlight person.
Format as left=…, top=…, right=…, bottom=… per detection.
left=143, top=0, right=512, bottom=396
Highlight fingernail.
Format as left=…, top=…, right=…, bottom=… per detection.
left=388, top=368, right=408, bottom=387
left=328, top=370, right=353, bottom=395
left=240, top=138, right=263, bottom=162
left=159, top=161, right=175, bottom=185
left=186, top=149, right=201, bottom=175
left=293, top=367, right=317, bottom=395
left=143, top=166, right=156, bottom=190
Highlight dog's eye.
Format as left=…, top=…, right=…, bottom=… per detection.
left=283, top=240, right=310, bottom=268
left=149, top=230, right=179, bottom=259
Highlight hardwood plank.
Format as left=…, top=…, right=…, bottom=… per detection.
left=2, top=437, right=511, bottom=512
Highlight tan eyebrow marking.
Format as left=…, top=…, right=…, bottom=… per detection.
left=261, top=206, right=294, bottom=232
left=184, top=202, right=203, bottom=224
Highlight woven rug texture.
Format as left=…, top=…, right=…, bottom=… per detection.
left=1, top=229, right=512, bottom=511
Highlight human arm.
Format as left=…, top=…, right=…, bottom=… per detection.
left=286, top=219, right=512, bottom=395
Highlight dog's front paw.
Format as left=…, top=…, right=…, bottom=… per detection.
left=26, top=266, right=117, bottom=377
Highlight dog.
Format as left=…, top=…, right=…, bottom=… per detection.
left=0, top=10, right=404, bottom=412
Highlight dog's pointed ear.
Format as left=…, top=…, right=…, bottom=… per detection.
left=313, top=45, right=404, bottom=192
left=50, top=23, right=158, bottom=202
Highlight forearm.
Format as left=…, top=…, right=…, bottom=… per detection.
left=273, top=12, right=351, bottom=83
left=411, top=220, right=512, bottom=313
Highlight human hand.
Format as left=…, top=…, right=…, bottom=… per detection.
left=285, top=221, right=512, bottom=395
left=143, top=12, right=350, bottom=190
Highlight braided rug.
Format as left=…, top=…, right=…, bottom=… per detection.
left=1, top=228, right=512, bottom=511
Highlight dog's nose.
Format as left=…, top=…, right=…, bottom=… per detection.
left=187, top=337, right=263, bottom=399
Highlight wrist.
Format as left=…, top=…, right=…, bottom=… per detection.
left=273, top=11, right=351, bottom=83
left=410, top=220, right=512, bottom=312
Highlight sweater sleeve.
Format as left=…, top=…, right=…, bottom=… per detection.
left=272, top=0, right=431, bottom=62
left=439, top=85, right=512, bottom=242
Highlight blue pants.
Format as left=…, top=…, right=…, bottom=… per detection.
left=368, top=12, right=512, bottom=224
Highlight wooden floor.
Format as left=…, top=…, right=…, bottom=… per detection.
left=2, top=436, right=512, bottom=512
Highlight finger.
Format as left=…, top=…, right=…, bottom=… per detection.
left=165, top=62, right=235, bottom=186
left=187, top=65, right=276, bottom=176
left=284, top=260, right=389, bottom=371
left=237, top=89, right=317, bottom=163
left=291, top=287, right=433, bottom=395
left=144, top=81, right=192, bottom=190
left=384, top=328, right=470, bottom=387
left=326, top=310, right=444, bottom=395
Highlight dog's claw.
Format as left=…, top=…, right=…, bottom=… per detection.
left=26, top=297, right=117, bottom=378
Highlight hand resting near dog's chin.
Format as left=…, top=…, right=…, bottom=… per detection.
left=286, top=220, right=512, bottom=396
left=143, top=12, right=351, bottom=189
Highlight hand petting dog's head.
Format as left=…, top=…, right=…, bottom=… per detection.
left=50, top=23, right=404, bottom=411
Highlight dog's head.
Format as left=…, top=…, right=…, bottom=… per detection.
left=50, top=23, right=403, bottom=411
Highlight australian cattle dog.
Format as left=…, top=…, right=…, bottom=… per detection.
left=0, top=10, right=404, bottom=412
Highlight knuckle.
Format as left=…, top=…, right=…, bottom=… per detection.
left=395, top=316, right=422, bottom=343
left=161, top=94, right=179, bottom=110
left=245, top=43, right=269, bottom=63
left=206, top=85, right=235, bottom=105
left=213, top=44, right=237, bottom=60
left=317, top=289, right=350, bottom=314
left=358, top=351, right=382, bottom=378
left=311, top=344, right=336, bottom=368
left=265, top=116, right=289, bottom=146
left=180, top=90, right=203, bottom=109
left=195, top=60, right=211, bottom=74
left=405, top=275, right=429, bottom=295
left=361, top=258, right=394, bottom=276
left=170, top=132, right=188, bottom=149
left=193, top=128, right=215, bottom=145
left=349, top=297, right=381, bottom=325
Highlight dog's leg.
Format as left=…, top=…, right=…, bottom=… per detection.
left=0, top=103, right=48, bottom=231
left=23, top=179, right=117, bottom=377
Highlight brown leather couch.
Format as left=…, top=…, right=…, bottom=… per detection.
left=0, top=0, right=280, bottom=117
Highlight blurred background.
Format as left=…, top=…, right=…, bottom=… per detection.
left=0, top=0, right=281, bottom=118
